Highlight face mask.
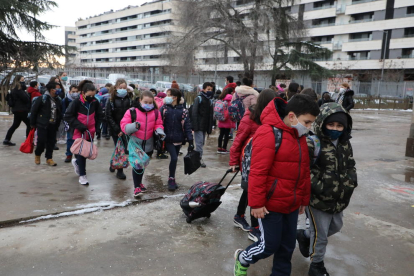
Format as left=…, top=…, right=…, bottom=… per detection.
left=164, top=96, right=173, bottom=105
left=141, top=103, right=154, bottom=111
left=324, top=129, right=343, bottom=140
left=291, top=115, right=310, bottom=137
left=205, top=91, right=213, bottom=98
left=61, top=76, right=68, bottom=81
left=339, top=88, right=345, bottom=93
left=117, top=89, right=127, bottom=98
left=70, top=92, right=79, bottom=100
left=55, top=89, right=62, bottom=95
left=20, top=82, right=26, bottom=89
left=85, top=95, right=94, bottom=102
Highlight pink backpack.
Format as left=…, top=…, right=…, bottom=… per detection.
left=70, top=131, right=98, bottom=160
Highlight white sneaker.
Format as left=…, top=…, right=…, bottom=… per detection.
left=72, top=159, right=80, bottom=176
left=79, top=175, right=89, bottom=185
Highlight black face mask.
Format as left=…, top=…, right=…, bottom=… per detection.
left=85, top=95, right=94, bottom=102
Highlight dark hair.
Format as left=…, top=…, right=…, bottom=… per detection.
left=29, top=81, right=38, bottom=88
left=280, top=83, right=286, bottom=89
left=299, top=85, right=304, bottom=92
left=130, top=84, right=136, bottom=89
left=286, top=94, right=320, bottom=117
left=46, top=82, right=57, bottom=91
left=138, top=90, right=158, bottom=109
left=150, top=88, right=157, bottom=94
left=82, top=83, right=96, bottom=93
left=219, top=87, right=233, bottom=100
left=40, top=83, right=45, bottom=87
left=242, top=77, right=253, bottom=86
left=58, top=72, right=66, bottom=77
left=301, top=88, right=318, bottom=102
left=78, top=80, right=93, bottom=93
left=203, top=82, right=213, bottom=90
left=226, top=76, right=234, bottom=83
left=169, top=88, right=181, bottom=104
left=105, top=83, right=113, bottom=87
left=250, top=89, right=278, bottom=125
left=236, top=81, right=241, bottom=86
left=49, top=76, right=58, bottom=83
left=12, top=75, right=24, bottom=90
left=287, top=82, right=299, bottom=100
left=69, top=84, right=78, bottom=91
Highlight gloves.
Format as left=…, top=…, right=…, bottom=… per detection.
left=188, top=140, right=194, bottom=152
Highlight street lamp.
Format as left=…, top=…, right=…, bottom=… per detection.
left=377, top=30, right=389, bottom=96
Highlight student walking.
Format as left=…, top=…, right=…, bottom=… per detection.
left=30, top=82, right=62, bottom=166
left=160, top=88, right=193, bottom=191
left=216, top=88, right=235, bottom=154
left=64, top=83, right=103, bottom=185
left=229, top=89, right=278, bottom=242
left=297, top=102, right=357, bottom=276
left=154, top=91, right=168, bottom=159
left=233, top=77, right=259, bottom=111
left=234, top=95, right=320, bottom=276
left=62, top=85, right=79, bottom=163
left=106, top=78, right=133, bottom=180
left=3, top=75, right=31, bottom=146
left=120, top=91, right=165, bottom=198
left=98, top=85, right=111, bottom=140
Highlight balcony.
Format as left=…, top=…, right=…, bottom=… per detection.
left=311, top=22, right=336, bottom=28
left=348, top=56, right=370, bottom=60
left=402, top=54, right=414, bottom=58
left=349, top=18, right=374, bottom=24
left=351, top=0, right=378, bottom=4
left=313, top=5, right=335, bottom=11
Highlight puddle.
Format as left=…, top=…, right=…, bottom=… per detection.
left=391, top=169, right=414, bottom=183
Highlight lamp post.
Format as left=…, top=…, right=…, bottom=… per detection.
left=377, top=30, right=389, bottom=96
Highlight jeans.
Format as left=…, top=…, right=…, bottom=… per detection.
left=66, top=132, right=74, bottom=156
left=236, top=189, right=258, bottom=228
left=75, top=154, right=87, bottom=176
left=5, top=112, right=31, bottom=141
left=165, top=143, right=181, bottom=178
left=218, top=128, right=230, bottom=149
left=241, top=210, right=299, bottom=276
left=35, top=124, right=57, bottom=159
left=102, top=122, right=108, bottom=136
left=194, top=131, right=206, bottom=158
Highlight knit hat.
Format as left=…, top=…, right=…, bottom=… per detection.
left=324, top=112, right=348, bottom=129
left=157, top=92, right=166, bottom=98
left=171, top=81, right=179, bottom=89
left=99, top=87, right=108, bottom=95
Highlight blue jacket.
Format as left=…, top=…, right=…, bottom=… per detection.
left=160, top=103, right=193, bottom=144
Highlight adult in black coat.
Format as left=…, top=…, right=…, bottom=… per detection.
left=3, top=75, right=31, bottom=146
left=341, top=90, right=355, bottom=112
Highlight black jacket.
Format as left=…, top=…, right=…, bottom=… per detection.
left=160, top=103, right=193, bottom=144
left=318, top=92, right=335, bottom=107
left=11, top=87, right=31, bottom=113
left=30, top=94, right=62, bottom=130
left=191, top=92, right=213, bottom=134
left=342, top=90, right=355, bottom=112
left=105, top=95, right=134, bottom=135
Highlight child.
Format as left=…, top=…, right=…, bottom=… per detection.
left=120, top=91, right=165, bottom=198
left=62, top=85, right=79, bottom=163
left=297, top=102, right=357, bottom=276
left=27, top=81, right=41, bottom=101
left=234, top=94, right=320, bottom=276
left=154, top=91, right=168, bottom=159
left=30, top=82, right=62, bottom=166
left=64, top=83, right=103, bottom=185
left=216, top=88, right=235, bottom=154
left=160, top=88, right=193, bottom=191
left=99, top=86, right=111, bottom=140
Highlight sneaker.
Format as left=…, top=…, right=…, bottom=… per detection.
left=105, top=135, right=110, bottom=140
left=139, top=183, right=147, bottom=193
left=54, top=145, right=59, bottom=150
left=64, top=155, right=72, bottom=163
left=109, top=166, right=115, bottom=173
left=3, top=140, right=16, bottom=146
left=156, top=153, right=168, bottom=159
left=96, top=133, right=101, bottom=140
left=309, top=261, right=330, bottom=276
left=248, top=227, right=261, bottom=242
left=178, top=151, right=183, bottom=155
left=79, top=175, right=89, bottom=185
left=72, top=159, right=80, bottom=176
left=200, top=159, right=206, bottom=168
left=221, top=149, right=230, bottom=154
left=234, top=214, right=253, bottom=232
left=234, top=249, right=249, bottom=276
left=217, top=148, right=224, bottom=154
left=296, top=229, right=310, bottom=258
left=116, top=170, right=126, bottom=180
left=168, top=177, right=178, bottom=191
left=46, top=159, right=57, bottom=166
left=134, top=187, right=143, bottom=198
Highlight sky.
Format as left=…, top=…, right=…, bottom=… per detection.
left=19, top=0, right=147, bottom=45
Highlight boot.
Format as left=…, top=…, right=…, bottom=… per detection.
left=309, top=261, right=330, bottom=276
left=116, top=169, right=126, bottom=180
left=35, top=155, right=41, bottom=165
left=46, top=159, right=57, bottom=166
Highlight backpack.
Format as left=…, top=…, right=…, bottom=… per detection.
left=241, top=127, right=283, bottom=189
left=6, top=92, right=14, bottom=107
left=28, top=95, right=48, bottom=119
left=188, top=95, right=202, bottom=125
left=213, top=100, right=228, bottom=122
left=307, top=135, right=321, bottom=165
left=228, top=94, right=247, bottom=122
left=129, top=107, right=159, bottom=124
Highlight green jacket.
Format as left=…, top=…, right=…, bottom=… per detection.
left=307, top=103, right=357, bottom=214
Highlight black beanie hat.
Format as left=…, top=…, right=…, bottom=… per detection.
left=324, top=112, right=348, bottom=129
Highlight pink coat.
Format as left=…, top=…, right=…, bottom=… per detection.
left=120, top=108, right=164, bottom=141
left=218, top=94, right=236, bottom=129
left=155, top=97, right=164, bottom=109
left=232, top=85, right=259, bottom=110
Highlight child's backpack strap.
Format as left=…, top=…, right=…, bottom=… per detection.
left=129, top=107, right=136, bottom=123
left=308, top=135, right=321, bottom=165
left=272, top=127, right=283, bottom=154
left=42, top=94, right=48, bottom=104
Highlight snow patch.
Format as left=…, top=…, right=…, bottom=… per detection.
left=163, top=193, right=185, bottom=199
left=0, top=112, right=10, bottom=116
left=363, top=108, right=412, bottom=112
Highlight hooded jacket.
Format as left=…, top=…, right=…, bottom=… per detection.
left=105, top=94, right=134, bottom=135
left=10, top=86, right=31, bottom=113
left=233, top=85, right=259, bottom=110
left=307, top=103, right=357, bottom=214
left=218, top=94, right=236, bottom=129
left=27, top=86, right=41, bottom=101
left=248, top=98, right=311, bottom=214
left=160, top=98, right=193, bottom=144
left=223, top=82, right=237, bottom=92
left=30, top=93, right=62, bottom=130
left=191, top=91, right=214, bottom=133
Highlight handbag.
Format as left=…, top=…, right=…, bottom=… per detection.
left=128, top=135, right=150, bottom=171
left=184, top=150, right=201, bottom=175
left=70, top=131, right=98, bottom=160
left=153, top=132, right=165, bottom=152
left=20, top=128, right=35, bottom=154
left=110, top=137, right=129, bottom=170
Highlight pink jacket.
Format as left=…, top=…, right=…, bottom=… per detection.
left=218, top=94, right=236, bottom=129
left=155, top=97, right=164, bottom=109
left=233, top=85, right=259, bottom=110
left=120, top=108, right=164, bottom=141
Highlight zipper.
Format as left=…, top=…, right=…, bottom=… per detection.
left=143, top=112, right=148, bottom=151
left=290, top=138, right=302, bottom=212
left=266, top=179, right=278, bottom=200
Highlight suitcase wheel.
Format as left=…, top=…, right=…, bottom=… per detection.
left=186, top=217, right=192, bottom=224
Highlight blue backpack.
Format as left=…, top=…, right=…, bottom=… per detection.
left=228, top=94, right=247, bottom=122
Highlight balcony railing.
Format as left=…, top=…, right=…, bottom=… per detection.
left=402, top=54, right=414, bottom=59
left=348, top=56, right=370, bottom=60
left=348, top=37, right=372, bottom=42
left=349, top=18, right=374, bottom=24
left=311, top=22, right=336, bottom=28
left=404, top=34, right=414, bottom=38
left=313, top=5, right=335, bottom=11
left=351, top=0, right=378, bottom=4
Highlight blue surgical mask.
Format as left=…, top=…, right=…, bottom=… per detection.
left=324, top=129, right=343, bottom=140
left=61, top=76, right=68, bottom=81
left=56, top=88, right=62, bottom=95
left=141, top=103, right=154, bottom=111
left=117, top=89, right=127, bottom=98
left=164, top=96, right=173, bottom=105
left=70, top=92, right=79, bottom=100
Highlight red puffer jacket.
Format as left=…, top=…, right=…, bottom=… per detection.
left=229, top=108, right=259, bottom=167
left=248, top=98, right=311, bottom=214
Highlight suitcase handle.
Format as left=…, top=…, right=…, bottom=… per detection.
left=214, top=167, right=240, bottom=192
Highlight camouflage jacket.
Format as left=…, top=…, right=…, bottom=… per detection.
left=307, top=103, right=357, bottom=214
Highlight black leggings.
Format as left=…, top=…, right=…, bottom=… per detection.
left=131, top=151, right=153, bottom=188
left=218, top=128, right=231, bottom=149
left=165, top=143, right=181, bottom=178
left=237, top=189, right=259, bottom=228
left=5, top=112, right=30, bottom=141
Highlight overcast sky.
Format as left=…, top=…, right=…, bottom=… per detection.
left=19, top=0, right=147, bottom=45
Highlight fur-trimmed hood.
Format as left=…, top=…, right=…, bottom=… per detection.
left=235, top=85, right=259, bottom=97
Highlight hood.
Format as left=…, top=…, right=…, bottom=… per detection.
left=157, top=92, right=167, bottom=98
left=235, top=85, right=259, bottom=97
left=315, top=102, right=353, bottom=142
left=260, top=97, right=293, bottom=133
left=100, top=87, right=109, bottom=95
left=224, top=82, right=237, bottom=91
left=27, top=87, right=39, bottom=94
left=224, top=94, right=233, bottom=101
left=344, top=90, right=354, bottom=96
left=321, top=91, right=330, bottom=97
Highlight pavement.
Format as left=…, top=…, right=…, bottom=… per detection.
left=0, top=110, right=414, bottom=275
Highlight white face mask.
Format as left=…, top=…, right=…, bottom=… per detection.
left=339, top=88, right=346, bottom=93
left=291, top=115, right=310, bottom=137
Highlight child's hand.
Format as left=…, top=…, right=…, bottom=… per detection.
left=230, top=165, right=236, bottom=172
left=251, top=207, right=269, bottom=219
left=299, top=206, right=306, bottom=215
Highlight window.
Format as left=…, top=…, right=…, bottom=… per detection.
left=349, top=32, right=372, bottom=41
left=404, top=27, right=414, bottom=37
left=408, top=6, right=414, bottom=15
left=312, top=17, right=336, bottom=27
left=314, top=0, right=335, bottom=10
left=78, top=25, right=87, bottom=29
left=348, top=51, right=370, bottom=60
left=402, top=48, right=414, bottom=58
left=120, top=17, right=128, bottom=21
left=311, top=35, right=334, bottom=44
left=351, top=12, right=374, bottom=23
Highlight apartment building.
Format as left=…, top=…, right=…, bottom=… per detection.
left=65, top=26, right=77, bottom=66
